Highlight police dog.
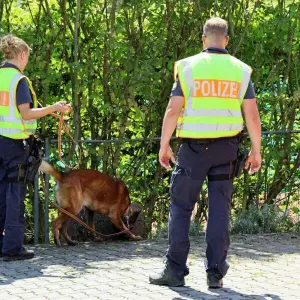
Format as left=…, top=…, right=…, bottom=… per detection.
left=39, top=160, right=141, bottom=246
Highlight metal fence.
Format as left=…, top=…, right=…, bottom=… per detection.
left=33, top=130, right=300, bottom=244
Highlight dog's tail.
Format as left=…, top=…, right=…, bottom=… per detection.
left=39, top=160, right=62, bottom=182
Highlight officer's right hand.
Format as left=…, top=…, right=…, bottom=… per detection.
left=53, top=101, right=72, bottom=114
left=159, top=146, right=176, bottom=170
left=245, top=151, right=262, bottom=175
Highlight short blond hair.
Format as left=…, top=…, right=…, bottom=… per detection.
left=0, top=34, right=30, bottom=59
left=203, top=17, right=228, bottom=37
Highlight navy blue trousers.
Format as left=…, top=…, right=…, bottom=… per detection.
left=0, top=136, right=28, bottom=255
left=166, top=137, right=238, bottom=279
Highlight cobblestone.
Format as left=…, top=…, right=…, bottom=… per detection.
left=0, top=233, right=299, bottom=299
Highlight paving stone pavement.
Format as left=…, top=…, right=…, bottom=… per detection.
left=0, top=233, right=299, bottom=300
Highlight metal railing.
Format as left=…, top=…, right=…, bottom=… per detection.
left=33, top=130, right=300, bottom=244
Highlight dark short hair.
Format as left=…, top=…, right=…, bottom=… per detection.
left=203, top=17, right=228, bottom=37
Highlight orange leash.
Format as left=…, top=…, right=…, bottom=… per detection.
left=57, top=112, right=82, bottom=170
left=38, top=101, right=82, bottom=170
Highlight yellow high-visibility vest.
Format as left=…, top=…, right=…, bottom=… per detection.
left=175, top=52, right=252, bottom=138
left=0, top=67, right=37, bottom=139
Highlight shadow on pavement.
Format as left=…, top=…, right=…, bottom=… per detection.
left=0, top=232, right=298, bottom=293
left=171, top=285, right=281, bottom=299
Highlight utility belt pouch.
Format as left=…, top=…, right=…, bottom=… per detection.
left=25, top=155, right=42, bottom=182
left=16, top=164, right=28, bottom=183
left=234, top=146, right=249, bottom=178
left=7, top=136, right=43, bottom=184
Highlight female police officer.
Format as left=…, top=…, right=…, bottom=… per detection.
left=0, top=34, right=71, bottom=261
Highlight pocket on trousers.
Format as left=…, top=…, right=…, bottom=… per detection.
left=169, top=165, right=191, bottom=199
left=187, top=143, right=207, bottom=155
left=8, top=140, right=18, bottom=148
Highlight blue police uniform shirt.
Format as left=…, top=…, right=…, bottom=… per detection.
left=0, top=62, right=33, bottom=107
left=171, top=47, right=256, bottom=99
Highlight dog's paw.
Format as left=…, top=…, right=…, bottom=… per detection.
left=94, top=236, right=104, bottom=243
left=132, top=235, right=143, bottom=241
left=54, top=239, right=62, bottom=247
left=67, top=240, right=78, bottom=246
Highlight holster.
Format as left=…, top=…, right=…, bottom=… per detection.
left=207, top=133, right=249, bottom=181
left=234, top=145, right=249, bottom=178
left=7, top=136, right=43, bottom=184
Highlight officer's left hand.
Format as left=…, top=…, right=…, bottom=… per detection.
left=54, top=101, right=72, bottom=114
left=159, top=146, right=176, bottom=170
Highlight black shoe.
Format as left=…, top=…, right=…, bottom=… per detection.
left=149, top=264, right=185, bottom=287
left=3, top=247, right=34, bottom=262
left=207, top=271, right=223, bottom=289
left=184, top=266, right=189, bottom=276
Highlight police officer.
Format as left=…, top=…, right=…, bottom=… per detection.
left=149, top=17, right=261, bottom=288
left=0, top=34, right=71, bottom=261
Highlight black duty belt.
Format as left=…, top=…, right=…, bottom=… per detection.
left=180, top=135, right=239, bottom=145
left=180, top=133, right=247, bottom=181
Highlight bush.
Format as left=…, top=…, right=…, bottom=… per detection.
left=189, top=221, right=204, bottom=236
left=152, top=204, right=300, bottom=238
left=231, top=204, right=299, bottom=234
left=152, top=220, right=204, bottom=239
left=153, top=222, right=168, bottom=239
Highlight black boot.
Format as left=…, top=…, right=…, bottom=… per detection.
left=207, top=270, right=223, bottom=289
left=184, top=266, right=189, bottom=276
left=149, top=264, right=185, bottom=287
left=3, top=247, right=34, bottom=262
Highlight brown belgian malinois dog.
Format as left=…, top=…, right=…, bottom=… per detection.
left=39, top=160, right=142, bottom=246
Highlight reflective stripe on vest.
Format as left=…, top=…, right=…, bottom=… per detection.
left=175, top=53, right=252, bottom=139
left=0, top=68, right=37, bottom=139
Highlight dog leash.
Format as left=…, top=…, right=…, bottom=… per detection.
left=39, top=174, right=134, bottom=238
left=38, top=101, right=82, bottom=170
left=57, top=112, right=83, bottom=170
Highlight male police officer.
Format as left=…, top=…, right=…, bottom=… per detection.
left=149, top=17, right=261, bottom=288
